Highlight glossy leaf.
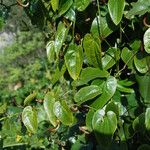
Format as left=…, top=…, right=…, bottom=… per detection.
left=65, top=44, right=83, bottom=80
left=121, top=47, right=134, bottom=69
left=126, top=0, right=150, bottom=19
left=83, top=34, right=102, bottom=68
left=22, top=106, right=38, bottom=134
left=59, top=0, right=73, bottom=16
left=144, top=28, right=150, bottom=54
left=46, top=41, right=55, bottom=63
left=53, top=101, right=74, bottom=126
left=65, top=7, right=76, bottom=22
left=91, top=14, right=116, bottom=39
left=145, top=108, right=150, bottom=131
left=24, top=92, right=36, bottom=106
left=43, top=92, right=57, bottom=127
left=108, top=0, right=125, bottom=25
left=102, top=47, right=120, bottom=70
left=136, top=74, right=150, bottom=103
left=74, top=85, right=102, bottom=104
left=91, top=76, right=117, bottom=109
left=92, top=110, right=117, bottom=147
left=51, top=0, right=59, bottom=12
left=55, top=22, right=69, bottom=56
left=74, top=0, right=91, bottom=11
left=86, top=109, right=95, bottom=131
left=134, top=52, right=149, bottom=73
left=117, top=84, right=134, bottom=93
left=73, top=67, right=109, bottom=86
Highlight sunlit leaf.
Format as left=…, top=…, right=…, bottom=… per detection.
left=74, top=0, right=91, bottom=11
left=144, top=28, right=150, bottom=54
left=22, top=106, right=38, bottom=134
left=51, top=0, right=59, bottom=12
left=92, top=110, right=117, bottom=147
left=44, top=92, right=57, bottom=127
left=65, top=44, right=83, bottom=80
left=108, top=0, right=125, bottom=25
left=74, top=85, right=102, bottom=104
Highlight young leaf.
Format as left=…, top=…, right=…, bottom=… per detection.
left=43, top=92, right=58, bottom=127
left=74, top=0, right=91, bottom=11
left=65, top=44, right=83, bottom=80
left=92, top=110, right=117, bottom=147
left=53, top=101, right=74, bottom=126
left=144, top=28, right=150, bottom=54
left=55, top=22, right=69, bottom=56
left=74, top=85, right=102, bottom=104
left=83, top=34, right=102, bottom=68
left=108, top=0, right=125, bottom=25
left=24, top=92, right=36, bottom=106
left=91, top=76, right=117, bottom=109
left=22, top=106, right=38, bottom=134
left=51, top=0, right=59, bottom=12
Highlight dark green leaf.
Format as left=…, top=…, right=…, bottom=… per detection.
left=108, top=0, right=125, bottom=25
left=65, top=44, right=83, bottom=80
left=74, top=85, right=102, bottom=104
left=138, top=144, right=150, bottom=150
left=22, top=106, right=38, bottom=134
left=44, top=92, right=58, bottom=127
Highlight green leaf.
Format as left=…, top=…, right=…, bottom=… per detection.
left=72, top=67, right=109, bottom=86
left=86, top=109, right=95, bottom=131
left=55, top=22, right=69, bottom=56
left=117, top=84, right=134, bottom=93
left=121, top=47, right=134, bottom=69
left=92, top=110, right=117, bottom=147
left=83, top=34, right=102, bottom=68
left=145, top=108, right=150, bottom=131
left=102, top=47, right=120, bottom=70
left=53, top=101, right=74, bottom=126
left=22, top=106, right=38, bottom=134
left=0, top=103, right=7, bottom=115
left=51, top=0, right=59, bottom=12
left=144, top=28, right=150, bottom=54
left=91, top=14, right=117, bottom=39
left=133, top=113, right=145, bottom=132
left=136, top=74, right=150, bottom=103
left=46, top=41, right=55, bottom=63
left=134, top=52, right=149, bottom=73
left=59, top=0, right=73, bottom=16
left=65, top=7, right=76, bottom=22
left=65, top=44, right=83, bottom=80
left=24, top=92, right=36, bottom=106
left=74, top=0, right=91, bottom=11
left=91, top=76, right=117, bottom=109
left=126, top=0, right=150, bottom=19
left=108, top=0, right=125, bottom=25
left=74, top=85, right=102, bottom=104
left=43, top=92, right=58, bottom=127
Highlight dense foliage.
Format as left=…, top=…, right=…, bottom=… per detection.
left=0, top=0, right=150, bottom=149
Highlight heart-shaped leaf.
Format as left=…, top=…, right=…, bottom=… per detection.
left=65, top=44, right=83, bottom=80
left=74, top=85, right=102, bottom=104
left=144, top=28, right=150, bottom=54
left=108, top=0, right=125, bottom=25
left=44, top=92, right=58, bottom=127
left=92, top=110, right=117, bottom=147
left=22, top=106, right=38, bottom=134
